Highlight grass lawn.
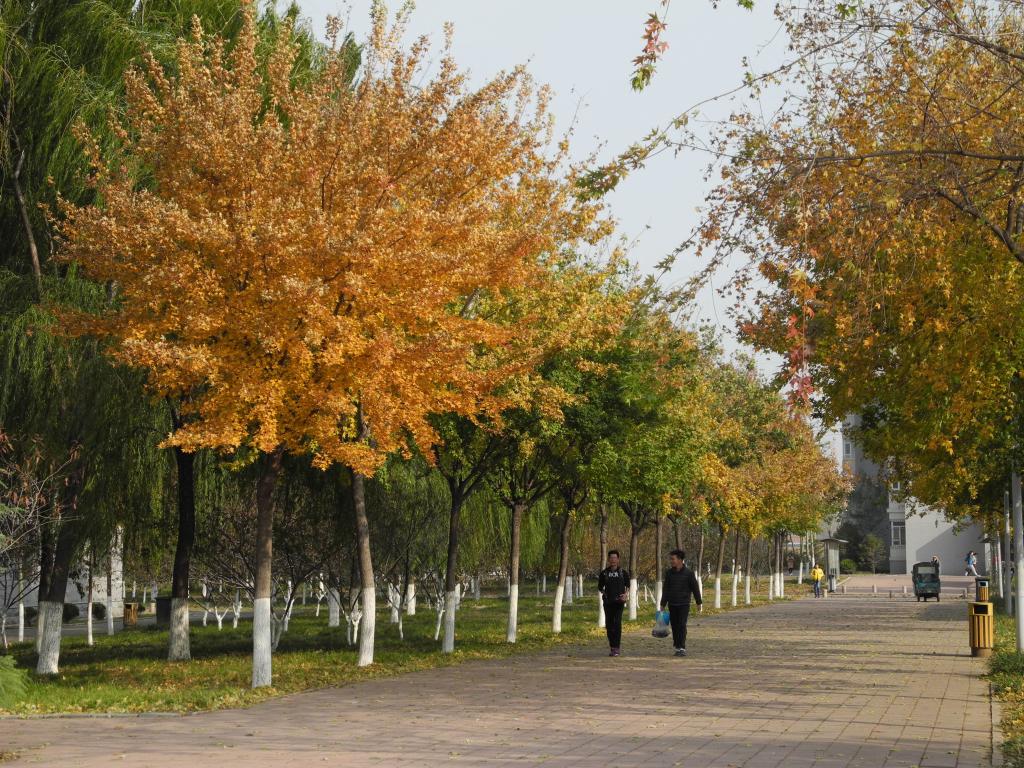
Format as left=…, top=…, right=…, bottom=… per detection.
left=2, top=577, right=809, bottom=715
left=990, top=608, right=1024, bottom=767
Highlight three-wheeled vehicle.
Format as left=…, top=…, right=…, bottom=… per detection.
left=912, top=561, right=941, bottom=602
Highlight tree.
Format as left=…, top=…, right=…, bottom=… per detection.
left=56, top=6, right=604, bottom=682
left=860, top=533, right=886, bottom=575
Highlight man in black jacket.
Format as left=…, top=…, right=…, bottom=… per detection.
left=597, top=550, right=629, bottom=657
left=659, top=549, right=703, bottom=656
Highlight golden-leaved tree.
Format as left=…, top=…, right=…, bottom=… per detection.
left=56, top=5, right=606, bottom=684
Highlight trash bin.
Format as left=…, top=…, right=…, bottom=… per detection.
left=976, top=577, right=990, bottom=602
left=123, top=602, right=139, bottom=627
left=968, top=601, right=994, bottom=657
left=155, top=595, right=172, bottom=628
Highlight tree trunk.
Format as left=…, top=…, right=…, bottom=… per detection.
left=731, top=529, right=740, bottom=607
left=37, top=519, right=79, bottom=675
left=169, top=446, right=196, bottom=661
left=252, top=447, right=283, bottom=688
left=598, top=504, right=608, bottom=628
left=16, top=565, right=24, bottom=643
left=655, top=517, right=664, bottom=608
left=36, top=530, right=55, bottom=654
left=506, top=501, right=524, bottom=643
left=13, top=149, right=43, bottom=296
left=674, top=519, right=683, bottom=549
left=714, top=525, right=727, bottom=609
left=553, top=511, right=572, bottom=633
left=697, top=528, right=706, bottom=579
left=328, top=588, right=340, bottom=627
left=353, top=469, right=376, bottom=666
left=744, top=535, right=753, bottom=605
left=442, top=494, right=464, bottom=654
left=767, top=538, right=775, bottom=600
left=86, top=553, right=94, bottom=647
left=106, top=550, right=114, bottom=636
left=628, top=523, right=640, bottom=620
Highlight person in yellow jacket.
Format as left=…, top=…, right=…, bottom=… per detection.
left=810, top=564, right=825, bottom=598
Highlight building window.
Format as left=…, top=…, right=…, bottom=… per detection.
left=891, top=521, right=906, bottom=547
left=891, top=480, right=901, bottom=493
left=843, top=440, right=852, bottom=458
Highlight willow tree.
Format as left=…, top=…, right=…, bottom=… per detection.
left=56, top=5, right=604, bottom=684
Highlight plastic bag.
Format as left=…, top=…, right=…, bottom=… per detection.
left=651, top=610, right=670, bottom=638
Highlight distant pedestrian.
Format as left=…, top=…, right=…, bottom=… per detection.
left=810, top=564, right=825, bottom=598
left=965, top=551, right=979, bottom=577
left=931, top=554, right=941, bottom=575
left=598, top=550, right=629, bottom=657
left=786, top=555, right=796, bottom=575
left=659, top=549, right=703, bottom=656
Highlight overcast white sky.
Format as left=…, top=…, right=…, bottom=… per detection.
left=293, top=1, right=796, bottom=362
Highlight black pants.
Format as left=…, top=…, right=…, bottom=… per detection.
left=604, top=601, right=624, bottom=648
left=668, top=603, right=691, bottom=649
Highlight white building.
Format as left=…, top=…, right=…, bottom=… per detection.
left=842, top=416, right=990, bottom=575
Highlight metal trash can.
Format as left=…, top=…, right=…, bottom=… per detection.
left=123, top=602, right=139, bottom=627
left=976, top=577, right=990, bottom=602
left=968, top=601, right=994, bottom=657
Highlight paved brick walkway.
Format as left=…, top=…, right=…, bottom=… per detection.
left=0, top=597, right=996, bottom=767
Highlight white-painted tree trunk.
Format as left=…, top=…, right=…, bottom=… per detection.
left=628, top=578, right=638, bottom=620
left=389, top=584, right=400, bottom=624
left=552, top=585, right=564, bottom=633
left=433, top=599, right=445, bottom=641
left=232, top=591, right=241, bottom=628
left=17, top=598, right=24, bottom=643
left=36, top=601, right=63, bottom=675
left=406, top=580, right=416, bottom=615
left=357, top=587, right=375, bottom=667
left=598, top=597, right=605, bottom=628
left=731, top=567, right=738, bottom=607
left=454, top=583, right=462, bottom=610
left=541, top=574, right=546, bottom=593
left=655, top=579, right=663, bottom=608
left=714, top=576, right=722, bottom=609
left=768, top=570, right=775, bottom=600
left=86, top=561, right=94, bottom=647
left=473, top=577, right=480, bottom=600
left=577, top=574, right=584, bottom=598
left=744, top=569, right=751, bottom=605
left=252, top=597, right=272, bottom=687
left=168, top=597, right=191, bottom=659
left=506, top=584, right=519, bottom=643
left=328, top=588, right=340, bottom=627
left=564, top=576, right=574, bottom=605
left=797, top=560, right=804, bottom=584
left=442, top=590, right=457, bottom=653
left=778, top=570, right=785, bottom=598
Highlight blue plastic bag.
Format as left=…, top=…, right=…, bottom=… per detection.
left=651, top=610, right=670, bottom=638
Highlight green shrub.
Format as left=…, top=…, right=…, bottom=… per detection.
left=0, top=656, right=27, bottom=708
left=62, top=603, right=80, bottom=622
left=91, top=603, right=106, bottom=621
left=840, top=558, right=858, bottom=574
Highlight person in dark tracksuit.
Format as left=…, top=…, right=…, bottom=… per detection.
left=598, top=550, right=629, bottom=657
left=659, top=549, right=703, bottom=656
